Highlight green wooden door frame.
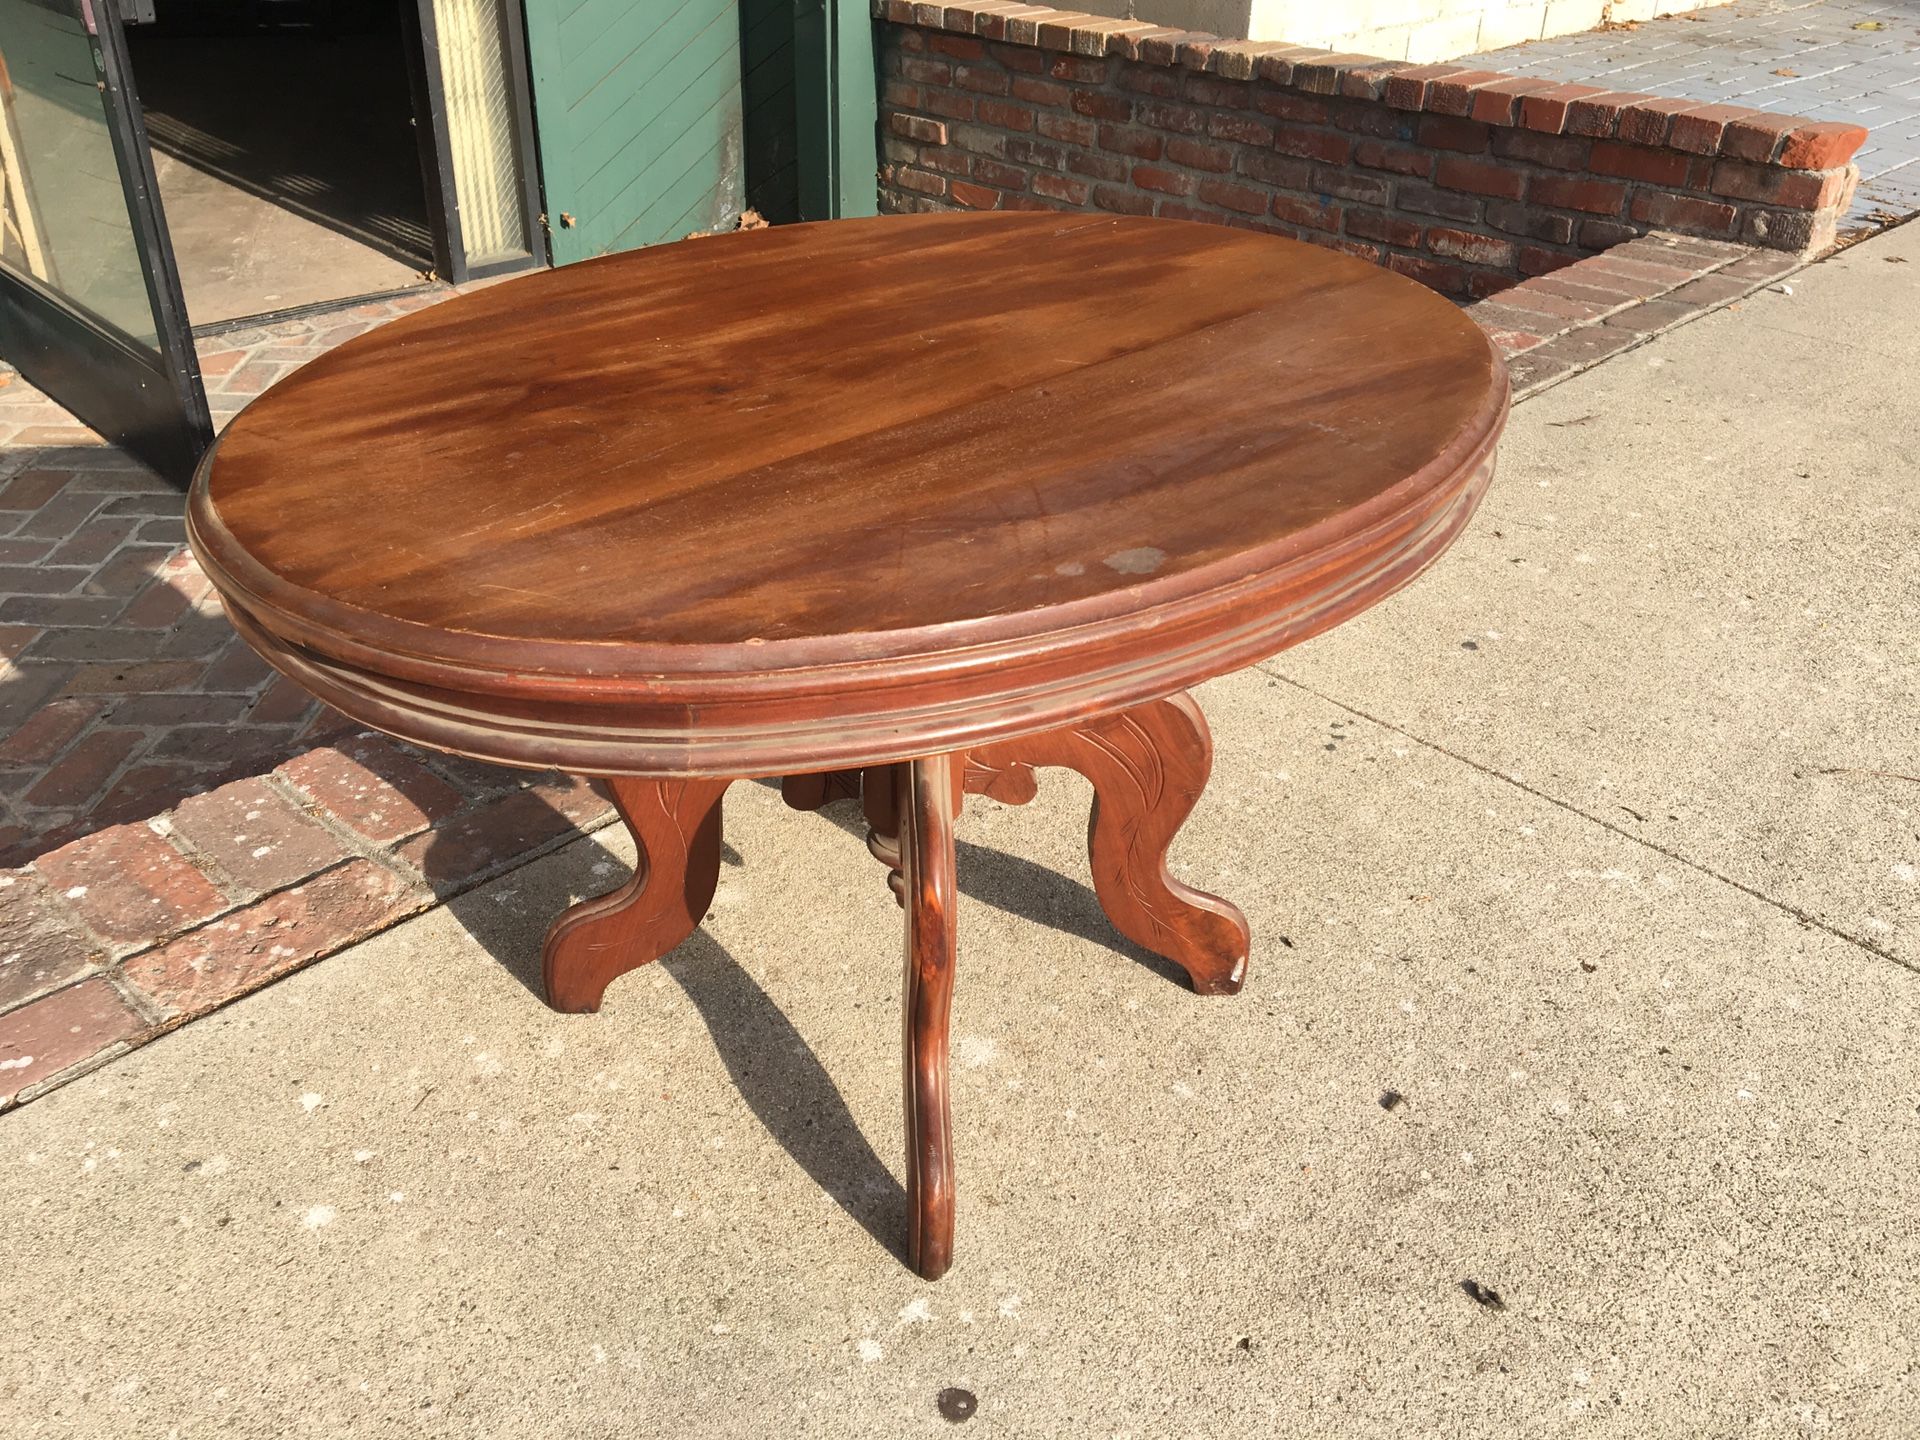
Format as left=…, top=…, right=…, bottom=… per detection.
left=523, top=0, right=747, bottom=265
left=793, top=0, right=878, bottom=219
left=518, top=0, right=875, bottom=256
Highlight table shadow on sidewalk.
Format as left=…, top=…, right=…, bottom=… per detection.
left=433, top=784, right=1192, bottom=1262
left=438, top=820, right=909, bottom=1262
left=800, top=788, right=1190, bottom=990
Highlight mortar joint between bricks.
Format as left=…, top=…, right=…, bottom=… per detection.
left=258, top=765, right=435, bottom=892
left=271, top=735, right=625, bottom=903
left=15, top=861, right=118, bottom=976
left=105, top=965, right=172, bottom=1029
left=411, top=744, right=524, bottom=803
left=143, top=810, right=258, bottom=910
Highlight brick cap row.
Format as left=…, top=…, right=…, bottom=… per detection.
left=875, top=2, right=1867, bottom=171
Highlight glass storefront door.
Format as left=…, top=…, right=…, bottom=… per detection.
left=0, top=0, right=210, bottom=482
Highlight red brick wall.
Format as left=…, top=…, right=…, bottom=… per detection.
left=873, top=2, right=1865, bottom=299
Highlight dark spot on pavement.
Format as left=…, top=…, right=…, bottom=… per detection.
left=1460, top=1279, right=1507, bottom=1311
left=1235, top=1336, right=1254, bottom=1354
left=1580, top=961, right=1597, bottom=973
left=1460, top=640, right=1479, bottom=650
left=937, top=1388, right=978, bottom=1423
left=1379, top=1089, right=1405, bottom=1111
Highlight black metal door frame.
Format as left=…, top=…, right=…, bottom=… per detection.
left=402, top=0, right=548, bottom=284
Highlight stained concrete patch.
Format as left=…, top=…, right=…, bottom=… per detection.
left=1, top=668, right=1916, bottom=1436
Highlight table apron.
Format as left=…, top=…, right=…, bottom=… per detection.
left=216, top=451, right=1493, bottom=777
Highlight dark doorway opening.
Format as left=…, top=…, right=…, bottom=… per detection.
left=124, top=0, right=436, bottom=327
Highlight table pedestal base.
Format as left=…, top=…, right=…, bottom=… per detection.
left=539, top=691, right=1250, bottom=1279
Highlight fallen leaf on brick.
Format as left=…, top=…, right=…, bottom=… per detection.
left=1852, top=19, right=1885, bottom=29
left=1771, top=68, right=1798, bottom=77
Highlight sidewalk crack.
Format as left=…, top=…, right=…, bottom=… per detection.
left=1258, top=666, right=1917, bottom=978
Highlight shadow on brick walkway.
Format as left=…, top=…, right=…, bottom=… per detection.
left=0, top=446, right=353, bottom=862
left=0, top=289, right=633, bottom=1109
left=0, top=288, right=461, bottom=862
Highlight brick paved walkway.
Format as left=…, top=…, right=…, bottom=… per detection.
left=0, top=231, right=1821, bottom=1110
left=0, top=291, right=462, bottom=862
left=1468, top=0, right=1920, bottom=226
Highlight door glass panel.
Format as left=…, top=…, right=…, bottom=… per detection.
left=1, top=0, right=162, bottom=345
left=431, top=0, right=531, bottom=266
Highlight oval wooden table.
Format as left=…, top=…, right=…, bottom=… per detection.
left=187, top=212, right=1508, bottom=1281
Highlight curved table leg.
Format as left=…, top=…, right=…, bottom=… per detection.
left=542, top=776, right=731, bottom=1013
left=965, top=692, right=1251, bottom=995
left=899, top=754, right=959, bottom=1280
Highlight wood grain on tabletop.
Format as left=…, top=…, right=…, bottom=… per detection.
left=194, top=212, right=1504, bottom=663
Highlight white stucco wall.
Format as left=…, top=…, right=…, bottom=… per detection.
left=1072, top=0, right=1724, bottom=62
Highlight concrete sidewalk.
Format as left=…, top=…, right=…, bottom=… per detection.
left=2, top=224, right=1916, bottom=1437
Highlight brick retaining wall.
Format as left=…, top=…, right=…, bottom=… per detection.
left=873, top=2, right=1867, bottom=297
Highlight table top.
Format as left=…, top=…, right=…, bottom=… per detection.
left=188, top=213, right=1506, bottom=774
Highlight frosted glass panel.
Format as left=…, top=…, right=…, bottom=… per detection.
left=432, top=0, right=529, bottom=265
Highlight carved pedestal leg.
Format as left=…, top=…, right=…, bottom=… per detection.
left=542, top=776, right=731, bottom=1013
left=898, top=754, right=959, bottom=1280
left=860, top=764, right=904, bottom=902
left=965, top=693, right=1251, bottom=995
left=779, top=770, right=862, bottom=811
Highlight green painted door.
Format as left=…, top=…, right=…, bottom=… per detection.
left=524, top=0, right=746, bottom=264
